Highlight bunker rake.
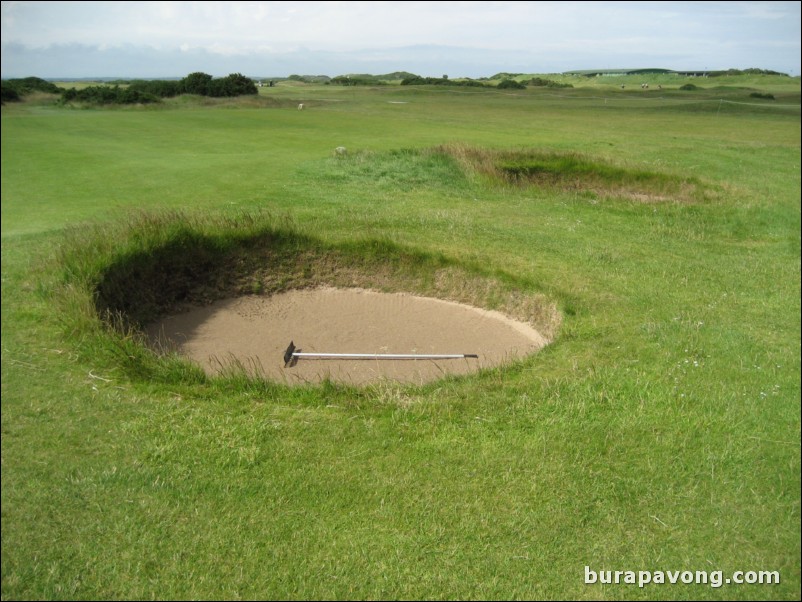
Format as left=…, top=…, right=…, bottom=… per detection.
left=283, top=341, right=478, bottom=367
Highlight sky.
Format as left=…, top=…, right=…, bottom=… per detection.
left=1, top=1, right=800, bottom=79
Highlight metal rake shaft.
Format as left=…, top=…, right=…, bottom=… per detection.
left=283, top=341, right=477, bottom=367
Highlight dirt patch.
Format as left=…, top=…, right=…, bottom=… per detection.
left=147, top=287, right=548, bottom=386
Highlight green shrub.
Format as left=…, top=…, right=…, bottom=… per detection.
left=128, top=79, right=183, bottom=98
left=529, top=77, right=573, bottom=88
left=1, top=82, right=21, bottom=103
left=497, top=79, right=526, bottom=90
left=60, top=85, right=160, bottom=105
left=181, top=71, right=213, bottom=95
left=3, top=76, right=61, bottom=95
left=401, top=76, right=489, bottom=87
left=208, top=73, right=259, bottom=97
left=57, top=72, right=258, bottom=105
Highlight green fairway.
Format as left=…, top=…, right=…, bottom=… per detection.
left=2, top=77, right=800, bottom=600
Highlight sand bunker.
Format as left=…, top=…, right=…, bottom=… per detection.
left=147, top=287, right=548, bottom=386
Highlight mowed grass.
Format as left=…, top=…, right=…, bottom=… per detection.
left=2, top=79, right=800, bottom=600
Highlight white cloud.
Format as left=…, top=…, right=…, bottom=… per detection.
left=2, top=1, right=799, bottom=77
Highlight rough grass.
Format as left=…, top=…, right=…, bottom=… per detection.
left=2, top=80, right=800, bottom=600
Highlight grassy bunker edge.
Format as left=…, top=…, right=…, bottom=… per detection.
left=50, top=209, right=561, bottom=387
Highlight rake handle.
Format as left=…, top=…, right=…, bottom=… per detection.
left=292, top=352, right=479, bottom=360
left=283, top=341, right=477, bottom=366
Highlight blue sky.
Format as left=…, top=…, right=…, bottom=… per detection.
left=2, top=1, right=800, bottom=78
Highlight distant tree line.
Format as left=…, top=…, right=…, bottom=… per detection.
left=707, top=68, right=788, bottom=77
left=400, top=76, right=491, bottom=87
left=3, top=68, right=785, bottom=106
left=2, top=72, right=258, bottom=106
left=399, top=76, right=573, bottom=90
left=331, top=75, right=388, bottom=86
left=59, top=85, right=162, bottom=105
left=60, top=72, right=258, bottom=104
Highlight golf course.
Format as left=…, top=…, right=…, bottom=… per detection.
left=2, top=72, right=800, bottom=599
